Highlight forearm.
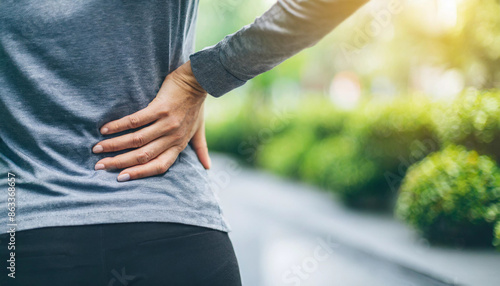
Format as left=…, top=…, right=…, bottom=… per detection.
left=190, top=0, right=370, bottom=97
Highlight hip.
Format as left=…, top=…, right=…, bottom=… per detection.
left=0, top=222, right=241, bottom=286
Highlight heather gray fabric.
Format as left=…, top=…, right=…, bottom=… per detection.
left=0, top=0, right=367, bottom=234
left=0, top=0, right=230, bottom=234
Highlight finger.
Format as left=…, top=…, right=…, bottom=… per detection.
left=190, top=120, right=211, bottom=169
left=116, top=147, right=182, bottom=182
left=94, top=135, right=175, bottom=170
left=99, top=104, right=161, bottom=135
left=93, top=121, right=169, bottom=153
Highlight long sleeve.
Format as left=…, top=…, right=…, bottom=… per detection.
left=189, top=0, right=370, bottom=97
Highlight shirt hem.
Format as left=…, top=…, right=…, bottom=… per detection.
left=1, top=208, right=231, bottom=234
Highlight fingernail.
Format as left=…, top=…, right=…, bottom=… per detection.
left=93, top=145, right=103, bottom=153
left=101, top=127, right=109, bottom=135
left=117, top=173, right=130, bottom=182
left=207, top=157, right=212, bottom=169
left=94, top=163, right=105, bottom=170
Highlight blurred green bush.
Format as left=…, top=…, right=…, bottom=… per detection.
left=487, top=203, right=500, bottom=249
left=256, top=127, right=316, bottom=177
left=206, top=91, right=500, bottom=248
left=209, top=96, right=437, bottom=209
left=299, top=135, right=378, bottom=205
left=285, top=97, right=434, bottom=208
left=331, top=97, right=437, bottom=208
left=432, top=89, right=500, bottom=162
left=395, top=145, right=500, bottom=246
left=256, top=101, right=348, bottom=178
left=205, top=107, right=267, bottom=164
left=495, top=222, right=500, bottom=249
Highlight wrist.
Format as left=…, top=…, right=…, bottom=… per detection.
left=174, top=61, right=207, bottom=98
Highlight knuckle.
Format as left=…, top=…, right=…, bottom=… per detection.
left=164, top=124, right=176, bottom=134
left=132, top=134, right=145, bottom=148
left=155, top=162, right=168, bottom=174
left=105, top=141, right=117, bottom=152
left=128, top=115, right=140, bottom=128
left=133, top=169, right=145, bottom=178
left=112, top=121, right=122, bottom=132
left=112, top=159, right=124, bottom=170
left=170, top=118, right=182, bottom=130
left=157, top=109, right=170, bottom=118
left=171, top=145, right=184, bottom=154
left=136, top=150, right=152, bottom=164
left=160, top=122, right=173, bottom=133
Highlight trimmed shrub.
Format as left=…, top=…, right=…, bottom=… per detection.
left=256, top=127, right=316, bottom=177
left=396, top=144, right=500, bottom=246
left=312, top=97, right=437, bottom=208
left=288, top=100, right=349, bottom=140
left=299, top=135, right=379, bottom=205
left=206, top=107, right=271, bottom=164
left=256, top=99, right=349, bottom=176
left=206, top=97, right=343, bottom=165
left=487, top=203, right=500, bottom=249
left=347, top=96, right=438, bottom=182
left=206, top=110, right=255, bottom=157
left=255, top=96, right=437, bottom=209
left=433, top=89, right=500, bottom=162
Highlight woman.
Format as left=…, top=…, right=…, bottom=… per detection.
left=0, top=0, right=368, bottom=285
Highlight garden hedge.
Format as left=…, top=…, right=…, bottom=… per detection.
left=206, top=92, right=500, bottom=248
left=433, top=89, right=500, bottom=162
left=330, top=97, right=437, bottom=208
left=256, top=101, right=349, bottom=177
left=299, top=135, right=379, bottom=205
left=208, top=96, right=438, bottom=209
left=396, top=144, right=500, bottom=246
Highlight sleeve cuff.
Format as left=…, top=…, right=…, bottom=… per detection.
left=189, top=44, right=247, bottom=98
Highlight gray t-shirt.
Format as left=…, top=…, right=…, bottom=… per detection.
left=0, top=0, right=367, bottom=234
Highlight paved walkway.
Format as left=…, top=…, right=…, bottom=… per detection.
left=208, top=153, right=500, bottom=286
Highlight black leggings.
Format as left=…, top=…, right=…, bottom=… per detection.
left=0, top=222, right=242, bottom=286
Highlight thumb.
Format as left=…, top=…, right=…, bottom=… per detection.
left=191, top=119, right=211, bottom=170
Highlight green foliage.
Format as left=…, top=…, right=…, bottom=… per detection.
left=485, top=202, right=500, bottom=223
left=432, top=89, right=500, bottom=162
left=322, top=97, right=437, bottom=208
left=454, top=0, right=500, bottom=88
left=255, top=99, right=350, bottom=177
left=252, top=96, right=436, bottom=209
left=300, top=135, right=378, bottom=203
left=396, top=145, right=500, bottom=246
left=495, top=221, right=500, bottom=249
left=206, top=93, right=500, bottom=247
left=207, top=96, right=437, bottom=208
left=197, top=0, right=500, bottom=248
left=286, top=101, right=349, bottom=140
left=349, top=97, right=436, bottom=165
left=205, top=96, right=297, bottom=164
left=205, top=108, right=265, bottom=164
left=487, top=203, right=500, bottom=250
left=256, top=128, right=316, bottom=177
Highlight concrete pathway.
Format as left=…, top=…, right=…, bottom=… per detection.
left=208, top=153, right=500, bottom=286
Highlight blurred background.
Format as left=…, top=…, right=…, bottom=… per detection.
left=195, top=0, right=500, bottom=285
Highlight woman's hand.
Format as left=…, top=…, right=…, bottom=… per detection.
left=92, top=61, right=210, bottom=182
